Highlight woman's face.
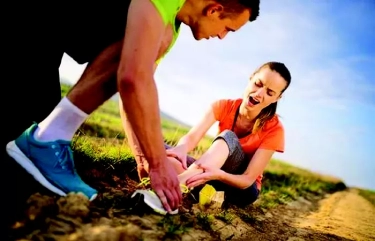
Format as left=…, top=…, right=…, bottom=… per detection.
left=242, top=67, right=287, bottom=112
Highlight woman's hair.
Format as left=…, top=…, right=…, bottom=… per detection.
left=251, top=62, right=291, bottom=133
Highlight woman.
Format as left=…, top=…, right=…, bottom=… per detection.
left=128, top=61, right=292, bottom=215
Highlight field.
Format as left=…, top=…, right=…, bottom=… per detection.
left=6, top=83, right=375, bottom=241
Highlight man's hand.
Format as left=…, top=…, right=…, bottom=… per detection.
left=186, top=164, right=223, bottom=188
left=117, top=0, right=183, bottom=212
left=149, top=160, right=182, bottom=212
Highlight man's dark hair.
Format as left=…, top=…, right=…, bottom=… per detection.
left=217, top=0, right=260, bottom=22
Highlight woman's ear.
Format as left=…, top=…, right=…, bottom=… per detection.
left=273, top=94, right=282, bottom=103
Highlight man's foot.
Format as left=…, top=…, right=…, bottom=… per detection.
left=6, top=123, right=97, bottom=201
left=131, top=177, right=190, bottom=215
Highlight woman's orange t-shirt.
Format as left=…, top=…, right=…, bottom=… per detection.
left=211, top=98, right=285, bottom=190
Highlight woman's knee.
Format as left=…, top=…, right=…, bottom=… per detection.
left=213, top=130, right=242, bottom=157
left=212, top=130, right=246, bottom=174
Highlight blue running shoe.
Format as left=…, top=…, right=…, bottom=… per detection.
left=6, top=123, right=97, bottom=201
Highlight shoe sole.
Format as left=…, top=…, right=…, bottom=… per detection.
left=131, top=190, right=178, bottom=215
left=6, top=141, right=97, bottom=201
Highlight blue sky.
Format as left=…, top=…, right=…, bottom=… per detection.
left=59, top=0, right=375, bottom=190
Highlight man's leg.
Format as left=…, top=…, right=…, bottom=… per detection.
left=6, top=40, right=124, bottom=201
left=3, top=8, right=64, bottom=149
left=2, top=4, right=64, bottom=231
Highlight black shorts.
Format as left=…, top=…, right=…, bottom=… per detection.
left=3, top=1, right=131, bottom=146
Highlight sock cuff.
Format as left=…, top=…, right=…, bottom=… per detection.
left=60, top=97, right=88, bottom=118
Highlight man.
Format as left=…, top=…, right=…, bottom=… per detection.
left=5, top=0, right=260, bottom=214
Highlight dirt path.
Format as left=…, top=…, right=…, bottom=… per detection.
left=293, top=189, right=375, bottom=241
left=212, top=188, right=375, bottom=241
left=6, top=186, right=375, bottom=241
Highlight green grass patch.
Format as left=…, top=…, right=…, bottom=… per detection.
left=358, top=189, right=375, bottom=206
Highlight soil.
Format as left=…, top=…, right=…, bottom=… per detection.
left=3, top=154, right=375, bottom=241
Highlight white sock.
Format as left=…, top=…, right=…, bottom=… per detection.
left=34, top=97, right=88, bottom=142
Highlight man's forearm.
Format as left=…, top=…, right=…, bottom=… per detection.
left=119, top=99, right=143, bottom=156
left=118, top=74, right=166, bottom=169
left=119, top=63, right=159, bottom=158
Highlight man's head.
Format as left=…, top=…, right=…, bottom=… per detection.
left=181, top=0, right=260, bottom=40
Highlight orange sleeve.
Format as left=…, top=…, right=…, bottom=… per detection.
left=211, top=99, right=229, bottom=121
left=259, top=123, right=285, bottom=153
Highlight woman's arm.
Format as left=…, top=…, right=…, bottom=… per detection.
left=176, top=106, right=217, bottom=153
left=218, top=149, right=275, bottom=189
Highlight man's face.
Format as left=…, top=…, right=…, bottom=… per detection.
left=190, top=5, right=251, bottom=40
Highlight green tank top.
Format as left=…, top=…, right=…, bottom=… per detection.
left=150, top=0, right=185, bottom=64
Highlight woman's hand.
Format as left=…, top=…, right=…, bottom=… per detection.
left=166, top=144, right=189, bottom=169
left=186, top=164, right=223, bottom=188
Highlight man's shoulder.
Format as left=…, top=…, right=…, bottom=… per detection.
left=150, top=0, right=186, bottom=24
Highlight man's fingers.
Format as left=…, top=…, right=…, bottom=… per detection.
left=163, top=189, right=177, bottom=211
left=173, top=183, right=183, bottom=205
left=155, top=189, right=172, bottom=212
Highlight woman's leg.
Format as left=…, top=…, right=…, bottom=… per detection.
left=163, top=144, right=198, bottom=179
left=179, top=130, right=246, bottom=183
left=221, top=182, right=259, bottom=207
left=178, top=130, right=260, bottom=206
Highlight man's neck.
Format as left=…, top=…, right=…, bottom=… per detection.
left=176, top=0, right=201, bottom=26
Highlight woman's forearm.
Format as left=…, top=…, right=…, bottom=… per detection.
left=218, top=171, right=255, bottom=189
left=177, top=135, right=196, bottom=153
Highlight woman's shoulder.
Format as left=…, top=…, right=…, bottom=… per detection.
left=263, top=115, right=284, bottom=133
left=212, top=98, right=242, bottom=110
left=213, top=98, right=242, bottom=104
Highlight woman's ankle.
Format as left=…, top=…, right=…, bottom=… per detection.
left=178, top=164, right=204, bottom=184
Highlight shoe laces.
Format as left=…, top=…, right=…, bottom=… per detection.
left=138, top=177, right=190, bottom=194
left=51, top=143, right=74, bottom=172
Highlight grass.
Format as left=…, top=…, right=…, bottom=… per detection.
left=357, top=189, right=375, bottom=206
left=61, top=83, right=350, bottom=229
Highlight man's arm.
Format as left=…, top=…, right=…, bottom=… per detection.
left=119, top=98, right=148, bottom=178
left=117, top=0, right=181, bottom=211
left=119, top=64, right=158, bottom=178
left=118, top=0, right=164, bottom=166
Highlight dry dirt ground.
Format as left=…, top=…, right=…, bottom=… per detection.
left=6, top=187, right=375, bottom=241
left=3, top=154, right=375, bottom=241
